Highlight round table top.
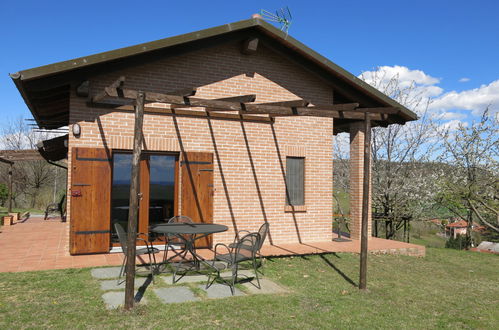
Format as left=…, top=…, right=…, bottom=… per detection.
left=150, top=223, right=228, bottom=235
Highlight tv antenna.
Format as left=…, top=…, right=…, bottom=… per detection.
left=260, top=7, right=293, bottom=34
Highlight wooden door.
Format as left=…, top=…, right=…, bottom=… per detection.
left=70, top=147, right=112, bottom=254
left=181, top=152, right=214, bottom=248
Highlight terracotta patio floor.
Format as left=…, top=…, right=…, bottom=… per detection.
left=0, top=216, right=425, bottom=273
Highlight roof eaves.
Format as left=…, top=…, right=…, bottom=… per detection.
left=12, top=18, right=261, bottom=82
left=10, top=17, right=417, bottom=122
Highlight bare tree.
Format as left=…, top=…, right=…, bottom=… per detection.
left=0, top=117, right=58, bottom=209
left=333, top=68, right=443, bottom=239
left=438, top=109, right=499, bottom=246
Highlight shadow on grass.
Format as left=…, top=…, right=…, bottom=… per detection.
left=319, top=254, right=357, bottom=287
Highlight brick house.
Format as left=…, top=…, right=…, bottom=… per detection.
left=11, top=18, right=417, bottom=255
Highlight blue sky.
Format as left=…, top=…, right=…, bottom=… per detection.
left=1, top=0, right=498, bottom=124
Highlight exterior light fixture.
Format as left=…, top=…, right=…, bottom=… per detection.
left=72, top=123, right=81, bottom=137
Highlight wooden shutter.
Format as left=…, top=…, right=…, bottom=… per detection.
left=181, top=152, right=214, bottom=248
left=70, top=147, right=112, bottom=254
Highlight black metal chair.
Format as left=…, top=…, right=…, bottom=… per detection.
left=229, top=222, right=269, bottom=273
left=206, top=232, right=261, bottom=295
left=162, top=215, right=194, bottom=264
left=114, top=223, right=159, bottom=284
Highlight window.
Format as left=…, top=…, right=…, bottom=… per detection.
left=286, top=157, right=305, bottom=206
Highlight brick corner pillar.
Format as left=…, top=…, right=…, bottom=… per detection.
left=349, top=122, right=372, bottom=240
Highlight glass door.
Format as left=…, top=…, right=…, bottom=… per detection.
left=145, top=154, right=177, bottom=228
left=111, top=152, right=178, bottom=244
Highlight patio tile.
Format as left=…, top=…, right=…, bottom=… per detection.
left=0, top=215, right=426, bottom=273
left=153, top=287, right=200, bottom=304
left=199, top=283, right=244, bottom=298
left=91, top=267, right=123, bottom=279
left=219, top=269, right=254, bottom=278
left=99, top=277, right=148, bottom=291
left=242, top=278, right=288, bottom=295
left=160, top=274, right=208, bottom=284
left=101, top=291, right=147, bottom=310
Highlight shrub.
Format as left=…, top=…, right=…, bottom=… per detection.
left=0, top=184, right=8, bottom=207
left=445, top=235, right=471, bottom=250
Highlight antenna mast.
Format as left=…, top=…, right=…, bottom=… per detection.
left=260, top=7, right=293, bottom=34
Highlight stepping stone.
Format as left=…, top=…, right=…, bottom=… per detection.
left=160, top=274, right=208, bottom=284
left=220, top=269, right=254, bottom=278
left=100, top=277, right=148, bottom=291
left=102, top=291, right=147, bottom=310
left=153, top=287, right=200, bottom=304
left=91, top=267, right=122, bottom=279
left=242, top=278, right=288, bottom=295
left=200, top=283, right=244, bottom=298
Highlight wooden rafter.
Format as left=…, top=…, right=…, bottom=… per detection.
left=100, top=86, right=398, bottom=119
left=89, top=78, right=404, bottom=123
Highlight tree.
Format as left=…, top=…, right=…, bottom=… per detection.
left=438, top=109, right=499, bottom=246
left=0, top=117, right=62, bottom=209
left=0, top=183, right=8, bottom=207
left=334, top=68, right=443, bottom=239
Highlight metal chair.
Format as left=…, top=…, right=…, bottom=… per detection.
left=114, top=223, right=159, bottom=284
left=229, top=222, right=269, bottom=273
left=162, top=215, right=194, bottom=264
left=207, top=232, right=261, bottom=295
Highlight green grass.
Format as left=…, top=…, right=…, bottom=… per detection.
left=0, top=249, right=497, bottom=329
left=411, top=234, right=447, bottom=248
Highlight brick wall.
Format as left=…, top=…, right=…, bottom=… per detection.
left=67, top=42, right=335, bottom=245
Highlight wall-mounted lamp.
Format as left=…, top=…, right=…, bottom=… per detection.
left=72, top=123, right=81, bottom=137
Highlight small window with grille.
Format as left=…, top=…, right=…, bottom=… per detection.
left=285, top=157, right=305, bottom=206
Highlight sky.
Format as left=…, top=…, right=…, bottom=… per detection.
left=1, top=0, right=498, bottom=128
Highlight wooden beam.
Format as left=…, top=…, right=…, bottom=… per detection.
left=172, top=94, right=256, bottom=109
left=256, top=99, right=310, bottom=107
left=124, top=91, right=145, bottom=310
left=168, top=87, right=197, bottom=97
left=91, top=102, right=272, bottom=122
left=216, top=94, right=256, bottom=103
left=99, top=86, right=403, bottom=123
left=106, top=87, right=362, bottom=116
left=359, top=112, right=371, bottom=290
left=92, top=76, right=125, bottom=103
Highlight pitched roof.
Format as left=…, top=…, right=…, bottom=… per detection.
left=446, top=220, right=468, bottom=228
left=10, top=17, right=417, bottom=129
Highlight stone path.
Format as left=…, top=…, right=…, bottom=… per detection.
left=91, top=266, right=288, bottom=309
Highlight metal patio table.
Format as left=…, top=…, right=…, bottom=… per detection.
left=150, top=223, right=228, bottom=282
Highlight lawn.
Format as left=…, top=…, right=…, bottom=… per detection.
left=0, top=248, right=497, bottom=329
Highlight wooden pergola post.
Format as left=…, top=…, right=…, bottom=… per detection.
left=359, top=112, right=371, bottom=290
left=124, top=91, right=145, bottom=310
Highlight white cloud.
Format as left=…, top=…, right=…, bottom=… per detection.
left=361, top=65, right=440, bottom=87
left=429, top=80, right=499, bottom=115
left=359, top=66, right=444, bottom=115
left=360, top=66, right=499, bottom=122
left=435, top=111, right=467, bottom=121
